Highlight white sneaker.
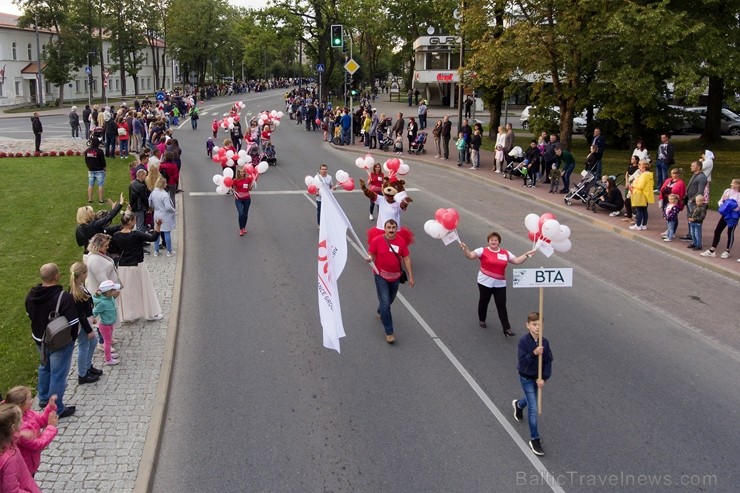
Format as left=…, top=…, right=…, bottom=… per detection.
left=720, top=251, right=730, bottom=259
left=663, top=238, right=672, bottom=242
left=629, top=225, right=640, bottom=230
left=609, top=211, right=620, bottom=217
left=146, top=313, right=164, bottom=321
left=153, top=251, right=159, bottom=257
left=96, top=345, right=117, bottom=355
left=105, top=358, right=120, bottom=366
left=495, top=170, right=501, bottom=173
left=166, top=251, right=174, bottom=258
left=640, top=226, right=648, bottom=230
left=700, top=250, right=716, bottom=257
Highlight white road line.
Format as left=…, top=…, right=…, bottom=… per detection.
left=300, top=190, right=564, bottom=493
left=190, top=188, right=421, bottom=196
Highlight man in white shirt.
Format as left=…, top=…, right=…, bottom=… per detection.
left=314, top=163, right=335, bottom=226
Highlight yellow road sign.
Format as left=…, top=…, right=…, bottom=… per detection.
left=344, top=58, right=360, bottom=75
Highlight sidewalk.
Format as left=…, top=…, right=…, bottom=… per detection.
left=336, top=96, right=740, bottom=281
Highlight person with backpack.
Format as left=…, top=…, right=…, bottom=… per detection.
left=24, top=263, right=80, bottom=418
left=189, top=106, right=199, bottom=130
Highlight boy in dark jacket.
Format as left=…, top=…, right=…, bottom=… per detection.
left=512, top=312, right=553, bottom=456
left=688, top=194, right=708, bottom=250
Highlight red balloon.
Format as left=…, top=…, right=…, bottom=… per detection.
left=245, top=164, right=255, bottom=174
left=212, top=156, right=220, bottom=163
left=446, top=208, right=459, bottom=221
left=441, top=212, right=458, bottom=230
left=387, top=159, right=401, bottom=172
left=223, top=176, right=233, bottom=187
left=307, top=184, right=317, bottom=194
left=538, top=212, right=556, bottom=230
left=217, top=148, right=226, bottom=156
left=434, top=208, right=447, bottom=222
left=528, top=231, right=542, bottom=242
left=342, top=178, right=355, bottom=191
left=315, top=118, right=321, bottom=125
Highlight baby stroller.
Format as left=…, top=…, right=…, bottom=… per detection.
left=586, top=173, right=625, bottom=211
left=332, top=126, right=342, bottom=145
left=246, top=141, right=261, bottom=167
left=564, top=170, right=597, bottom=206
left=86, top=126, right=104, bottom=147
left=261, top=141, right=277, bottom=166
left=502, top=146, right=525, bottom=179
left=408, top=132, right=427, bottom=155
left=379, top=131, right=394, bottom=152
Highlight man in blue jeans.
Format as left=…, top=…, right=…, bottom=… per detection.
left=655, top=133, right=675, bottom=193
left=25, top=263, right=80, bottom=418
left=341, top=109, right=352, bottom=145
left=367, top=220, right=415, bottom=344
left=513, top=311, right=553, bottom=456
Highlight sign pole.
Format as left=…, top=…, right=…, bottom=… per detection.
left=537, top=285, right=544, bottom=415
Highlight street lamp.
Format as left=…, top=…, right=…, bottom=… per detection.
left=34, top=14, right=44, bottom=106
left=454, top=5, right=464, bottom=132
left=87, top=51, right=96, bottom=106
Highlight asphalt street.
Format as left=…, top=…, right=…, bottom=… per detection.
left=150, top=92, right=739, bottom=492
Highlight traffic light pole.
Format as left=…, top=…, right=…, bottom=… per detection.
left=348, top=35, right=354, bottom=145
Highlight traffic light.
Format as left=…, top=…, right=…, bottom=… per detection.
left=331, top=25, right=343, bottom=48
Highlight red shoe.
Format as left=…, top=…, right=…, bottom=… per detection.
left=239, top=229, right=244, bottom=236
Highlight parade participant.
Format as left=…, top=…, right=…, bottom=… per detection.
left=459, top=232, right=535, bottom=335
left=314, top=164, right=335, bottom=226
left=232, top=166, right=254, bottom=236
left=360, top=172, right=413, bottom=245
left=367, top=219, right=415, bottom=344
left=512, top=312, right=553, bottom=457
left=367, top=163, right=384, bottom=221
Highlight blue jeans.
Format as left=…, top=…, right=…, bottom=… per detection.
left=634, top=206, right=648, bottom=227
left=374, top=274, right=400, bottom=335
left=191, top=118, right=198, bottom=130
left=316, top=200, right=322, bottom=225
left=457, top=148, right=465, bottom=164
left=666, top=218, right=677, bottom=240
left=154, top=231, right=172, bottom=254
left=119, top=139, right=129, bottom=157
left=655, top=159, right=668, bottom=188
left=342, top=127, right=351, bottom=145
left=105, top=135, right=116, bottom=157
left=235, top=198, right=251, bottom=229
left=561, top=164, right=575, bottom=191
left=37, top=341, right=74, bottom=414
left=516, top=376, right=540, bottom=440
left=77, top=333, right=98, bottom=377
left=689, top=222, right=703, bottom=247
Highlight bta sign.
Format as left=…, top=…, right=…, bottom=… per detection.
left=512, top=268, right=573, bottom=288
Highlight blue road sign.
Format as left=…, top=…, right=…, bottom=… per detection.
left=85, top=66, right=92, bottom=75
left=316, top=64, right=325, bottom=73
left=156, top=91, right=165, bottom=101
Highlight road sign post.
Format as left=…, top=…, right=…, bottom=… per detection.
left=513, top=267, right=573, bottom=414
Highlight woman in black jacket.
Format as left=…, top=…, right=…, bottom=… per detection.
left=75, top=193, right=124, bottom=254
left=595, top=177, right=625, bottom=215
left=111, top=211, right=163, bottom=322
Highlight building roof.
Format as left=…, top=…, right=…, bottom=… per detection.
left=20, top=61, right=47, bottom=74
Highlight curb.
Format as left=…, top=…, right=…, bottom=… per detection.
left=133, top=192, right=185, bottom=493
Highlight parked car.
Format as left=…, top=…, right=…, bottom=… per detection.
left=519, top=105, right=588, bottom=133
left=683, top=106, right=740, bottom=136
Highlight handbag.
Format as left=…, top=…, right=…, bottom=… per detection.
left=384, top=237, right=407, bottom=284
left=43, top=292, right=73, bottom=356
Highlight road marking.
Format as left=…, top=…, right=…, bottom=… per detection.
left=297, top=191, right=564, bottom=492
left=190, top=188, right=421, bottom=196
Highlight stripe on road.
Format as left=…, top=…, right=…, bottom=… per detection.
left=190, top=188, right=421, bottom=196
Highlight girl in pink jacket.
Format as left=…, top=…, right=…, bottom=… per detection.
left=0, top=403, right=41, bottom=493
left=4, top=387, right=58, bottom=476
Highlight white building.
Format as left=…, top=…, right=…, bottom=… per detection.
left=0, top=12, right=176, bottom=107
left=411, top=35, right=462, bottom=108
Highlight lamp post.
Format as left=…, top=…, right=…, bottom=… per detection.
left=454, top=5, right=464, bottom=133
left=34, top=14, right=44, bottom=106
left=87, top=51, right=96, bottom=106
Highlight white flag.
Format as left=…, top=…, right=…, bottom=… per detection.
left=317, top=183, right=352, bottom=352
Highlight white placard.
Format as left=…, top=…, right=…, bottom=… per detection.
left=442, top=229, right=459, bottom=245
left=512, top=268, right=573, bottom=288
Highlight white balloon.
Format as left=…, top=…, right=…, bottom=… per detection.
left=227, top=117, right=234, bottom=125
left=541, top=219, right=561, bottom=240
left=212, top=174, right=224, bottom=185
left=270, top=110, right=278, bottom=117
left=274, top=120, right=280, bottom=127
left=311, top=177, right=322, bottom=188
left=398, top=163, right=410, bottom=175
left=551, top=224, right=571, bottom=242
left=382, top=161, right=390, bottom=174
left=222, top=167, right=234, bottom=178
left=364, top=156, right=374, bottom=168
left=355, top=157, right=365, bottom=168
left=236, top=157, right=247, bottom=166
left=524, top=213, right=540, bottom=234
left=335, top=170, right=349, bottom=183
left=429, top=220, right=448, bottom=239
left=238, top=149, right=247, bottom=158
left=212, top=146, right=220, bottom=154
left=228, top=123, right=235, bottom=130
left=226, top=150, right=235, bottom=159
left=304, top=175, right=314, bottom=186
left=552, top=238, right=572, bottom=253
left=276, top=111, right=284, bottom=118
left=423, top=220, right=438, bottom=237
left=215, top=185, right=229, bottom=195
left=257, top=161, right=269, bottom=173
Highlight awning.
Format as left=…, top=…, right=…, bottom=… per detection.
left=20, top=62, right=46, bottom=74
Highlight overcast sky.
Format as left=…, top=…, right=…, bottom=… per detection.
left=0, top=0, right=270, bottom=16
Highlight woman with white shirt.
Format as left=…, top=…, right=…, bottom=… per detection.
left=701, top=150, right=714, bottom=202
left=632, top=139, right=650, bottom=162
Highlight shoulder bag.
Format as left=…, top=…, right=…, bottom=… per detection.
left=384, top=237, right=407, bottom=284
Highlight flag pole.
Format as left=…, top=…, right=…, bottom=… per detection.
left=537, top=285, right=544, bottom=415
left=346, top=225, right=379, bottom=275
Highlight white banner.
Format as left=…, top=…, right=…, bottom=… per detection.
left=317, top=183, right=353, bottom=352
left=512, top=268, right=573, bottom=288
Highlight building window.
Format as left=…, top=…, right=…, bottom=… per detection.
left=425, top=52, right=448, bottom=71
left=12, top=42, right=17, bottom=61
left=15, top=81, right=21, bottom=96
left=27, top=43, right=32, bottom=60
left=115, top=78, right=119, bottom=90
left=75, top=80, right=80, bottom=93
left=107, top=50, right=110, bottom=63
left=45, top=80, right=51, bottom=93
left=0, top=83, right=3, bottom=97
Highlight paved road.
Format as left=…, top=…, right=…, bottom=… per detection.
left=150, top=93, right=738, bottom=492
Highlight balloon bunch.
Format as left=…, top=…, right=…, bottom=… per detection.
left=382, top=157, right=410, bottom=180
left=304, top=170, right=355, bottom=194
left=424, top=208, right=460, bottom=240
left=524, top=213, right=572, bottom=254
left=212, top=162, right=268, bottom=195
left=211, top=146, right=269, bottom=169
left=217, top=101, right=246, bottom=130
left=256, top=110, right=283, bottom=129
left=354, top=154, right=375, bottom=171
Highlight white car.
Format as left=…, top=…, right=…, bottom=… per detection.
left=519, top=105, right=588, bottom=133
